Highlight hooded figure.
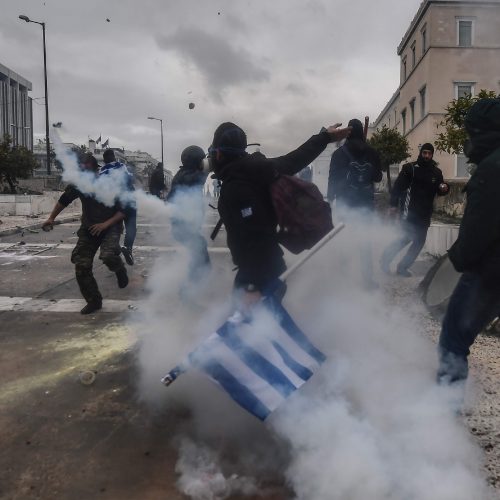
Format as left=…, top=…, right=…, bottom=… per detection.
left=327, top=118, right=383, bottom=290
left=167, top=146, right=211, bottom=284
left=438, top=98, right=500, bottom=384
left=381, top=142, right=449, bottom=277
left=328, top=118, right=382, bottom=209
left=210, top=121, right=350, bottom=301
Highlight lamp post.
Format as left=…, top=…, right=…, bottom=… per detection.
left=19, top=14, right=51, bottom=175
left=147, top=116, right=164, bottom=166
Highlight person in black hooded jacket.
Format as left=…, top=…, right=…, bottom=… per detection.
left=381, top=143, right=449, bottom=277
left=328, top=118, right=383, bottom=289
left=209, top=121, right=351, bottom=308
left=438, top=98, right=500, bottom=384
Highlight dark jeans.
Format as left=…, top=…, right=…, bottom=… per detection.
left=171, top=220, right=211, bottom=282
left=123, top=207, right=137, bottom=250
left=438, top=272, right=500, bottom=383
left=382, top=221, right=428, bottom=272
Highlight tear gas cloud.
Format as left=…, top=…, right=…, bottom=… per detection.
left=131, top=202, right=490, bottom=499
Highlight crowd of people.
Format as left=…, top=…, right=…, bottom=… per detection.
left=42, top=97, right=500, bottom=391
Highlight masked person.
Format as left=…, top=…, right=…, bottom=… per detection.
left=381, top=143, right=449, bottom=277
left=328, top=118, right=383, bottom=289
left=42, top=154, right=128, bottom=315
left=167, top=146, right=211, bottom=283
left=438, top=98, right=500, bottom=384
left=149, top=162, right=167, bottom=199
left=100, top=149, right=137, bottom=266
left=209, top=122, right=351, bottom=308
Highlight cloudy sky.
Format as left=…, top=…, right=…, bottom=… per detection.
left=2, top=0, right=422, bottom=169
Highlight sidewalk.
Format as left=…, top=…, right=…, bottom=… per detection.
left=0, top=212, right=81, bottom=236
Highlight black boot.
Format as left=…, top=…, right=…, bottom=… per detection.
left=121, top=246, right=134, bottom=266
left=116, top=267, right=129, bottom=289
left=81, top=301, right=102, bottom=315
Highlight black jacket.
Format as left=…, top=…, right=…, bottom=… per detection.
left=59, top=185, right=124, bottom=229
left=217, top=132, right=331, bottom=289
left=328, top=140, right=382, bottom=207
left=390, top=160, right=446, bottom=226
left=448, top=99, right=500, bottom=282
left=167, top=166, right=207, bottom=201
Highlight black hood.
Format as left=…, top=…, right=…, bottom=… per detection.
left=465, top=98, right=500, bottom=164
left=417, top=143, right=435, bottom=167
left=345, top=118, right=368, bottom=156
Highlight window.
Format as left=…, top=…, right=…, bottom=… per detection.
left=402, top=57, right=407, bottom=81
left=457, top=18, right=474, bottom=47
left=411, top=42, right=416, bottom=68
left=410, top=99, right=416, bottom=128
left=455, top=82, right=475, bottom=99
left=456, top=154, right=471, bottom=177
left=420, top=86, right=426, bottom=117
left=421, top=26, right=427, bottom=54
left=401, top=109, right=407, bottom=135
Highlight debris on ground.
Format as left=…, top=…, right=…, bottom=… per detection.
left=79, top=371, right=97, bottom=386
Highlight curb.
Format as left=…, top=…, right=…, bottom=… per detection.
left=0, top=214, right=81, bottom=237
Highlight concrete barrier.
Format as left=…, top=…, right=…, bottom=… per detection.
left=0, top=192, right=80, bottom=216
left=424, top=223, right=460, bottom=257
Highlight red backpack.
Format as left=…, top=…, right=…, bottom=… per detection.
left=270, top=175, right=333, bottom=254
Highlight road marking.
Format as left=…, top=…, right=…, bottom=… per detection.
left=0, top=296, right=142, bottom=313
left=0, top=243, right=230, bottom=253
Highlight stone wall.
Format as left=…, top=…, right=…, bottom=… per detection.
left=434, top=179, right=467, bottom=218
left=0, top=192, right=80, bottom=216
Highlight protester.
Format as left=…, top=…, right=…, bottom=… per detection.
left=209, top=122, right=351, bottom=308
left=167, top=145, right=211, bottom=283
left=438, top=98, right=500, bottom=384
left=42, top=154, right=128, bottom=314
left=101, top=149, right=137, bottom=266
left=381, top=143, right=449, bottom=277
left=328, top=118, right=383, bottom=289
left=149, top=162, right=167, bottom=199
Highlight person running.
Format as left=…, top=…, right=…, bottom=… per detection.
left=438, top=98, right=500, bottom=384
left=208, top=121, right=351, bottom=308
left=149, top=162, right=166, bottom=198
left=381, top=143, right=449, bottom=277
left=101, top=149, right=137, bottom=266
left=167, top=145, right=211, bottom=283
left=42, top=154, right=128, bottom=314
left=328, top=118, right=383, bottom=289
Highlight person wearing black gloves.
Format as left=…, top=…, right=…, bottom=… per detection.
left=381, top=143, right=449, bottom=277
left=209, top=121, right=351, bottom=308
left=167, top=145, right=211, bottom=283
left=438, top=98, right=500, bottom=384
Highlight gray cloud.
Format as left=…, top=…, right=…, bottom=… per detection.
left=156, top=28, right=269, bottom=97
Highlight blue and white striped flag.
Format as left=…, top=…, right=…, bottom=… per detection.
left=177, top=297, right=326, bottom=421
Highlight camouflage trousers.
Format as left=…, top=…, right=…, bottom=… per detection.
left=71, top=225, right=124, bottom=304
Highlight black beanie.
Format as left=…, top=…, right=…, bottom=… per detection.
left=211, top=122, right=247, bottom=156
left=181, top=145, right=205, bottom=169
left=420, top=143, right=435, bottom=155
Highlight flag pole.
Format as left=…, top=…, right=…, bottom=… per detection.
left=160, top=223, right=346, bottom=387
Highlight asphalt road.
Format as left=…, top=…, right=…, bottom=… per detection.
left=0, top=210, right=286, bottom=500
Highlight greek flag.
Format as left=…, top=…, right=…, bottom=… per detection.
left=180, top=297, right=326, bottom=420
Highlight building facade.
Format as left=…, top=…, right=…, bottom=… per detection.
left=0, top=62, right=33, bottom=150
left=371, top=0, right=500, bottom=179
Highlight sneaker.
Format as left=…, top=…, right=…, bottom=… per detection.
left=116, top=267, right=129, bottom=288
left=81, top=301, right=102, bottom=315
left=121, top=246, right=134, bottom=266
left=396, top=268, right=413, bottom=277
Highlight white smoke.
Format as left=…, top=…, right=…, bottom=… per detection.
left=133, top=204, right=491, bottom=499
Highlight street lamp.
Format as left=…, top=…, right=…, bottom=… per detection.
left=19, top=14, right=51, bottom=175
left=147, top=116, right=164, bottom=166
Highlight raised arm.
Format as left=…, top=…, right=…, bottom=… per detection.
left=270, top=125, right=351, bottom=176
